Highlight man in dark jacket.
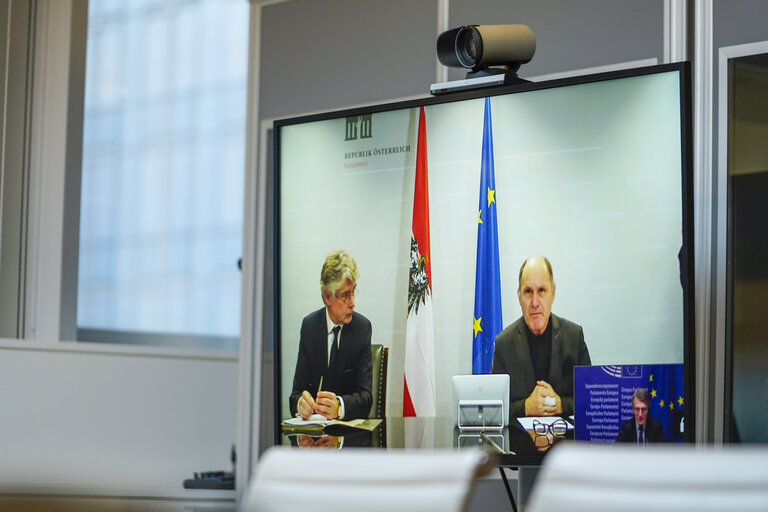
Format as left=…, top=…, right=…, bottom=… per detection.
left=492, top=255, right=591, bottom=419
left=289, top=250, right=372, bottom=421
left=616, top=388, right=666, bottom=444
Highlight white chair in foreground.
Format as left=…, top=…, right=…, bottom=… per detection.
left=240, top=447, right=492, bottom=512
left=526, top=443, right=768, bottom=512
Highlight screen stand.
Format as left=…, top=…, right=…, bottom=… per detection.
left=457, top=399, right=504, bottom=429
left=498, top=467, right=519, bottom=512
left=517, top=467, right=540, bottom=507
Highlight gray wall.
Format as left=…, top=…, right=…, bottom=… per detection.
left=714, top=0, right=768, bottom=48
left=259, top=0, right=437, bottom=119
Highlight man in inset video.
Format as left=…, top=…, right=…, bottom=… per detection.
left=492, top=255, right=591, bottom=418
left=289, top=250, right=372, bottom=421
left=616, top=388, right=666, bottom=444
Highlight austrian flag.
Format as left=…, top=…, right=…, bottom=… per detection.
left=403, top=106, right=437, bottom=417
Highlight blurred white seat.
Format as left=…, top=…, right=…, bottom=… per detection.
left=240, top=447, right=492, bottom=512
left=526, top=443, right=768, bottom=512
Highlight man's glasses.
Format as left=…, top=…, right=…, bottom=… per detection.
left=532, top=418, right=568, bottom=437
left=532, top=418, right=568, bottom=448
left=335, top=287, right=358, bottom=304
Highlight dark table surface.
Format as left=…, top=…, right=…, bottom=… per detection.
left=281, top=416, right=574, bottom=467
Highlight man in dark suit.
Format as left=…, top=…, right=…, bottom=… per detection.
left=289, top=250, right=372, bottom=421
left=616, top=388, right=666, bottom=444
left=492, top=255, right=591, bottom=418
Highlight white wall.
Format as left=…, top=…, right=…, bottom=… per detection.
left=0, top=341, right=237, bottom=495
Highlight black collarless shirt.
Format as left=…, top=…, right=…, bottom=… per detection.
left=526, top=320, right=552, bottom=381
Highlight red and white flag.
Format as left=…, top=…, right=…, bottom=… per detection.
left=404, top=106, right=437, bottom=417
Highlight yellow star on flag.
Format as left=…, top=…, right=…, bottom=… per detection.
left=478, top=210, right=483, bottom=225
left=659, top=399, right=665, bottom=408
left=487, top=187, right=496, bottom=208
left=473, top=317, right=483, bottom=338
left=651, top=389, right=657, bottom=398
left=669, top=402, right=674, bottom=410
left=678, top=396, right=684, bottom=406
left=649, top=374, right=654, bottom=382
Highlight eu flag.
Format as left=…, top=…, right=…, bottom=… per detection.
left=647, top=364, right=686, bottom=442
left=472, top=97, right=503, bottom=374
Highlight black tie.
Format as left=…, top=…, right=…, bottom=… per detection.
left=638, top=425, right=645, bottom=445
left=328, top=326, right=340, bottom=371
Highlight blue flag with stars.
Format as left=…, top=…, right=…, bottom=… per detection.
left=647, top=364, right=686, bottom=441
left=472, top=97, right=503, bottom=374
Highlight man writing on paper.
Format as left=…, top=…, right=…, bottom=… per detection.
left=492, top=255, right=591, bottom=418
left=615, top=388, right=666, bottom=444
left=289, top=250, right=372, bottom=421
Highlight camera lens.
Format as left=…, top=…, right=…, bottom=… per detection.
left=456, top=26, right=482, bottom=68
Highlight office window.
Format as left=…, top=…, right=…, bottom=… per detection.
left=77, top=0, right=249, bottom=348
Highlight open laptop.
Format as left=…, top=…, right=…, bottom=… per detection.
left=452, top=374, right=510, bottom=430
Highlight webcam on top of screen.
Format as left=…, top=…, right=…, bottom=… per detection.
left=431, top=24, right=536, bottom=95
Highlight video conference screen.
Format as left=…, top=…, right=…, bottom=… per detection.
left=273, top=63, right=693, bottom=462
